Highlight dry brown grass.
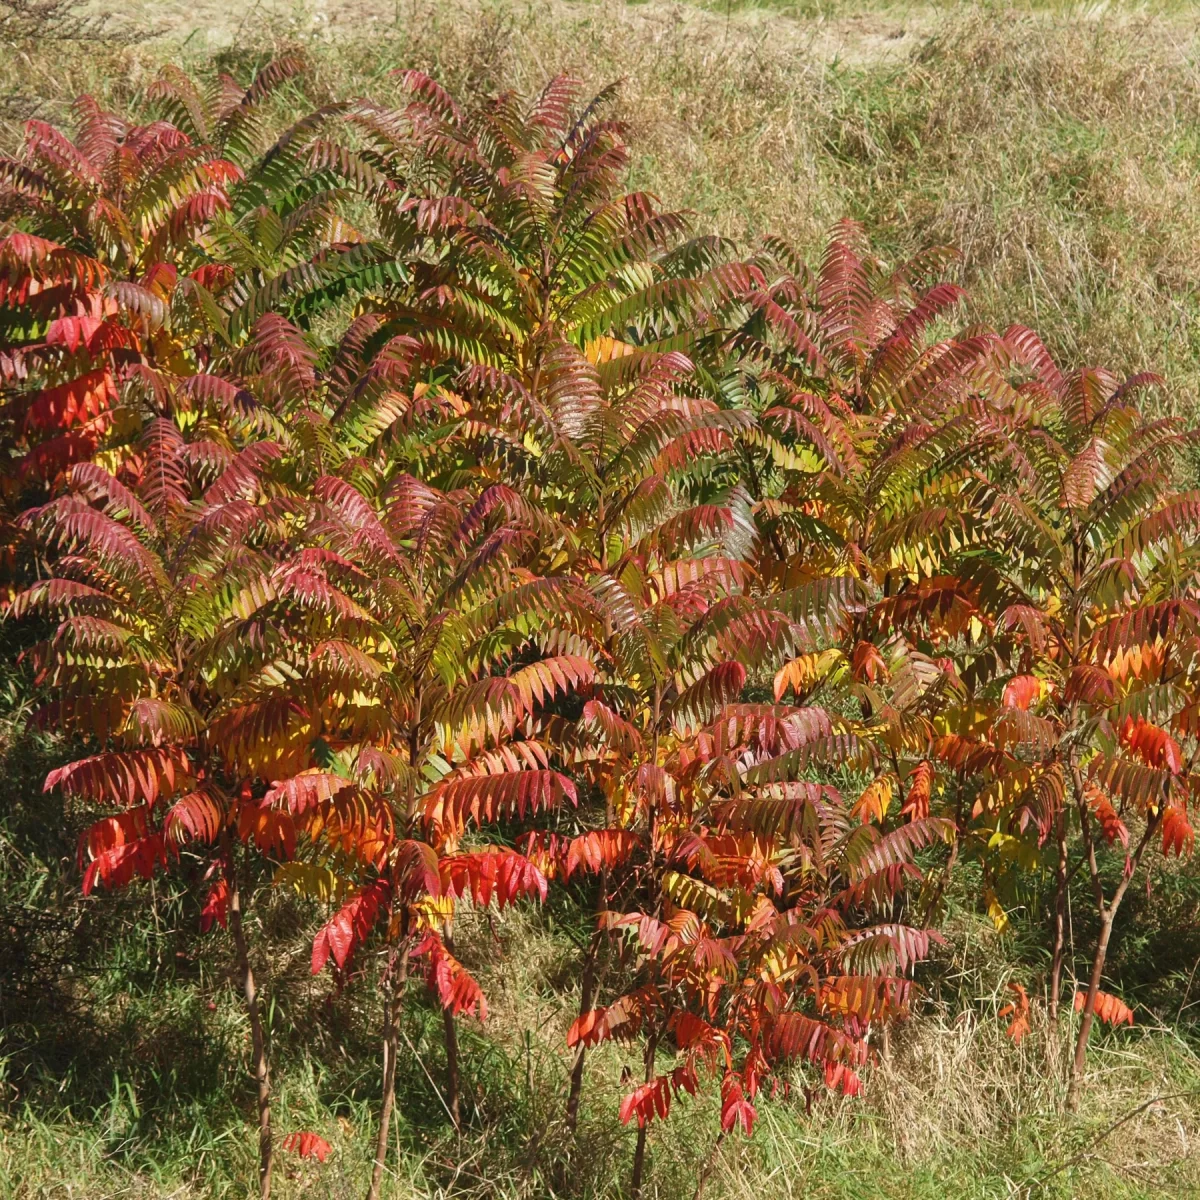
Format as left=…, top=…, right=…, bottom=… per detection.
left=384, top=902, right=1200, bottom=1199
left=361, top=0, right=1200, bottom=413
left=6, top=1, right=1199, bottom=409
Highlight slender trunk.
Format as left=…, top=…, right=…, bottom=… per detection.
left=633, top=699, right=664, bottom=1200
left=564, top=929, right=600, bottom=1133
left=693, top=1130, right=726, bottom=1200
left=630, top=1026, right=659, bottom=1199
left=368, top=943, right=410, bottom=1200
left=1065, top=789, right=1160, bottom=1112
left=440, top=930, right=462, bottom=1129
left=1067, top=911, right=1114, bottom=1110
left=443, top=1005, right=461, bottom=1129
left=552, top=929, right=602, bottom=1194
left=222, top=831, right=272, bottom=1200
left=631, top=1114, right=649, bottom=1194
left=1065, top=757, right=1107, bottom=1111
left=1048, top=807, right=1069, bottom=1022
left=566, top=777, right=614, bottom=1137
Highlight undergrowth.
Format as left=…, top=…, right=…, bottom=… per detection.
left=1, top=709, right=1199, bottom=1199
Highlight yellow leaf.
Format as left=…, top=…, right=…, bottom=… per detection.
left=773, top=649, right=845, bottom=700
left=412, top=894, right=456, bottom=930
left=274, top=861, right=347, bottom=903
left=584, top=336, right=634, bottom=364
left=851, top=775, right=894, bottom=824
left=985, top=888, right=1010, bottom=934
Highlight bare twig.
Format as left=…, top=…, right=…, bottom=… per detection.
left=1020, top=1090, right=1200, bottom=1194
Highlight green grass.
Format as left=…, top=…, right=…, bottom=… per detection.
left=0, top=695, right=1197, bottom=1199
left=2, top=871, right=1198, bottom=1198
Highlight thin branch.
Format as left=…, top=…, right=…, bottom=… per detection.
left=1022, top=1090, right=1200, bottom=1193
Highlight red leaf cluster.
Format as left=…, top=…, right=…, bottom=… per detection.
left=281, top=1131, right=332, bottom=1162
left=311, top=882, right=390, bottom=975
left=1120, top=716, right=1183, bottom=775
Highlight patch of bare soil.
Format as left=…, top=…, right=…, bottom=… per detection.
left=84, top=0, right=939, bottom=66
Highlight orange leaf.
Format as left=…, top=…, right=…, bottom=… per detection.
left=851, top=776, right=893, bottom=824
left=819, top=975, right=912, bottom=1022
left=1074, top=988, right=1133, bottom=1027
left=1161, top=806, right=1194, bottom=858
left=565, top=829, right=640, bottom=878
left=1002, top=675, right=1041, bottom=711
left=1119, top=715, right=1182, bottom=775
left=900, top=761, right=933, bottom=822
left=997, top=981, right=1030, bottom=1044
left=567, top=1008, right=608, bottom=1049
left=671, top=1011, right=732, bottom=1070
left=851, top=640, right=886, bottom=684
left=1085, top=784, right=1129, bottom=849
left=237, top=805, right=296, bottom=859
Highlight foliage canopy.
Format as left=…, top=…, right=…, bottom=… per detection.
left=3, top=60, right=1197, bottom=1199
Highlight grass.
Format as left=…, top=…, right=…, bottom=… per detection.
left=2, top=875, right=1199, bottom=1198
left=8, top=0, right=1199, bottom=414
left=0, top=693, right=1197, bottom=1199
left=3, top=0, right=1200, bottom=1194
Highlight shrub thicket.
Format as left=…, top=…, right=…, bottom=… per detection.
left=2, top=43, right=1200, bottom=1200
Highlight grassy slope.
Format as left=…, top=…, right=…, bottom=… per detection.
left=3, top=2, right=1200, bottom=1196
left=51, top=0, right=1200, bottom=417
